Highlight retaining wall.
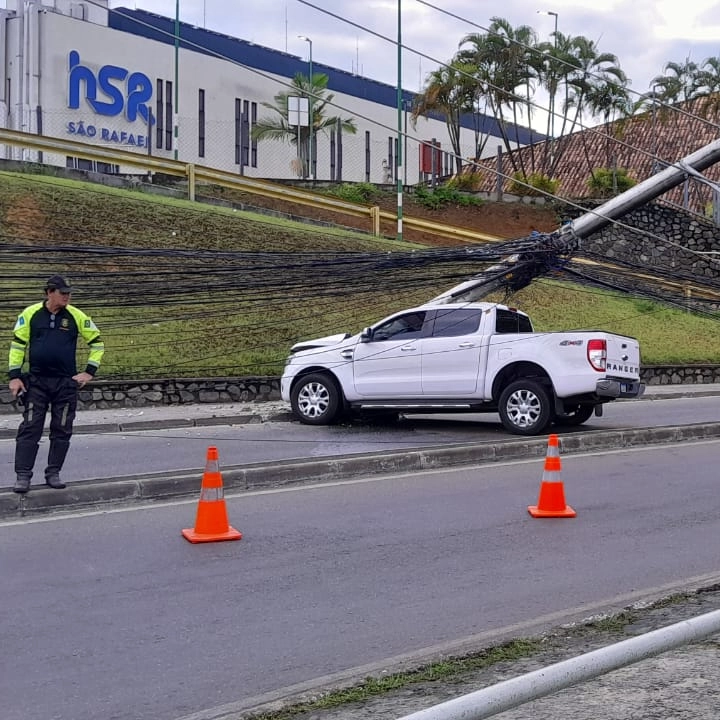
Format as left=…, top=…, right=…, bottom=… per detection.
left=0, top=366, right=715, bottom=413
left=566, top=201, right=720, bottom=280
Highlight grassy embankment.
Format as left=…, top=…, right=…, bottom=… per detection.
left=0, top=169, right=719, bottom=378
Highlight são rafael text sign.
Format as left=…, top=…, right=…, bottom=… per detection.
left=66, top=50, right=154, bottom=148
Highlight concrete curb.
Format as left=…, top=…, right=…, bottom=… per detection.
left=0, top=411, right=293, bottom=439
left=3, top=421, right=720, bottom=519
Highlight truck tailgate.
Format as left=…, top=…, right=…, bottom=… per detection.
left=605, top=335, right=641, bottom=378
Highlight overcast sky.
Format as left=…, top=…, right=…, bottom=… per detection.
left=8, top=0, right=720, bottom=131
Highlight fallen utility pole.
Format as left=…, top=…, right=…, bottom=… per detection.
left=567, top=137, right=720, bottom=241
left=433, top=137, right=720, bottom=304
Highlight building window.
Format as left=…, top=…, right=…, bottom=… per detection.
left=198, top=89, right=205, bottom=158
left=394, top=137, right=399, bottom=182
left=365, top=131, right=371, bottom=182
left=66, top=157, right=119, bottom=175
left=70, top=3, right=87, bottom=20
left=234, top=98, right=253, bottom=171
left=165, top=81, right=173, bottom=151
left=250, top=102, right=257, bottom=168
left=155, top=79, right=164, bottom=149
left=242, top=100, right=249, bottom=168
left=234, top=98, right=241, bottom=166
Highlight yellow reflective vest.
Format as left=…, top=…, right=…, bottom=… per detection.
left=9, top=302, right=105, bottom=379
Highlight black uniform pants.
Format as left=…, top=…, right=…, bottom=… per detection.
left=14, top=375, right=78, bottom=479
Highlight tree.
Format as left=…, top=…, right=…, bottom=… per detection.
left=651, top=58, right=702, bottom=105
left=412, top=60, right=477, bottom=174
left=697, top=56, right=720, bottom=121
left=561, top=37, right=627, bottom=180
left=458, top=17, right=539, bottom=177
left=584, top=79, right=633, bottom=169
left=252, top=73, right=357, bottom=178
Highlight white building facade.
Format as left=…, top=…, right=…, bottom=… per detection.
left=0, top=1, right=536, bottom=182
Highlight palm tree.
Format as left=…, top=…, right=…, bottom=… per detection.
left=651, top=58, right=703, bottom=107
left=584, top=79, right=633, bottom=173
left=251, top=73, right=357, bottom=178
left=697, top=55, right=720, bottom=121
left=458, top=18, right=539, bottom=177
left=560, top=36, right=627, bottom=179
left=535, top=31, right=574, bottom=175
left=412, top=60, right=477, bottom=173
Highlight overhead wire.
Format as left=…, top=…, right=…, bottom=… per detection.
left=2, top=3, right=719, bottom=380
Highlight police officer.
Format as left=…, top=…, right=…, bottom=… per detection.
left=8, top=275, right=105, bottom=494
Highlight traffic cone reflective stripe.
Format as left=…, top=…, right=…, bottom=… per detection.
left=199, top=487, right=225, bottom=501
left=528, top=434, right=576, bottom=518
left=182, top=446, right=242, bottom=543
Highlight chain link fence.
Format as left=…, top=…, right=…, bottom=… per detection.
left=2, top=98, right=480, bottom=187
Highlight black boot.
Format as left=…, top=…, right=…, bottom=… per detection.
left=45, top=440, right=69, bottom=489
left=14, top=441, right=39, bottom=493
left=13, top=474, right=31, bottom=494
left=45, top=473, right=66, bottom=489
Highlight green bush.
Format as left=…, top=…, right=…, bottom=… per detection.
left=586, top=168, right=636, bottom=198
left=444, top=170, right=484, bottom=192
left=325, top=182, right=382, bottom=204
left=508, top=172, right=560, bottom=197
left=412, top=184, right=483, bottom=210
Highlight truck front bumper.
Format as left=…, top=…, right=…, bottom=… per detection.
left=596, top=378, right=646, bottom=399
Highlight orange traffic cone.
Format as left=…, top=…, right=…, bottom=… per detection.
left=182, top=446, right=242, bottom=543
left=528, top=434, right=576, bottom=518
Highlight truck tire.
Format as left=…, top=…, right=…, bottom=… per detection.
left=291, top=373, right=342, bottom=425
left=554, top=404, right=595, bottom=426
left=498, top=379, right=553, bottom=436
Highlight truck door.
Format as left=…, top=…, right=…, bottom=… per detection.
left=421, top=308, right=485, bottom=394
left=353, top=310, right=427, bottom=397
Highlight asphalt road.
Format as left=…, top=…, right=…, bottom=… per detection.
left=1, top=395, right=718, bottom=485
left=2, top=440, right=720, bottom=720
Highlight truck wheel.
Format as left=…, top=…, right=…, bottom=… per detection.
left=498, top=379, right=553, bottom=436
left=554, top=404, right=595, bottom=426
left=291, top=373, right=342, bottom=425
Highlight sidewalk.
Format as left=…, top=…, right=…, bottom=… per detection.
left=0, top=382, right=717, bottom=437
left=0, top=398, right=293, bottom=438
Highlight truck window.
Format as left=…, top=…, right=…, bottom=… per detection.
left=372, top=311, right=427, bottom=341
left=495, top=309, right=532, bottom=334
left=430, top=309, right=482, bottom=337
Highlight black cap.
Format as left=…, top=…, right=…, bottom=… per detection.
left=45, top=275, right=73, bottom=292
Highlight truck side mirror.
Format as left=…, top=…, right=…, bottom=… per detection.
left=360, top=327, right=374, bottom=342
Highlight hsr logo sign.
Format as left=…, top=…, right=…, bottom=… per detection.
left=68, top=50, right=153, bottom=122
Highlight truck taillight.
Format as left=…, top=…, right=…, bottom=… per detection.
left=587, top=339, right=607, bottom=371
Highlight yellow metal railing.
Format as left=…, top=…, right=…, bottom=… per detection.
left=0, top=128, right=501, bottom=243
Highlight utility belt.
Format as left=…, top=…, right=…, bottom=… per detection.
left=16, top=373, right=77, bottom=408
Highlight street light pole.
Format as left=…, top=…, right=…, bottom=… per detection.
left=298, top=35, right=314, bottom=180
left=174, top=0, right=180, bottom=161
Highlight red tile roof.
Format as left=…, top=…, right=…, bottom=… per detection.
left=471, top=98, right=720, bottom=214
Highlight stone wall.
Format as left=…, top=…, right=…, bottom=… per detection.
left=566, top=201, right=720, bottom=280
left=0, top=367, right=716, bottom=414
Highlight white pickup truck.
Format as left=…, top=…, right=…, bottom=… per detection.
left=280, top=301, right=644, bottom=435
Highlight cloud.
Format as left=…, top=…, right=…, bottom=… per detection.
left=107, top=1, right=720, bottom=112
